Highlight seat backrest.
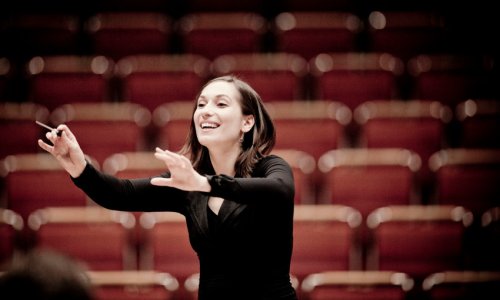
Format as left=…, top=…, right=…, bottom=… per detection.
left=26, top=55, right=115, bottom=110
left=273, top=12, right=362, bottom=60
left=266, top=100, right=352, bottom=159
left=85, top=12, right=173, bottom=60
left=2, top=13, right=81, bottom=57
left=178, top=12, right=266, bottom=59
left=28, top=206, right=137, bottom=270
left=139, top=212, right=199, bottom=284
left=291, top=204, right=363, bottom=282
left=422, top=271, right=500, bottom=300
left=115, top=54, right=211, bottom=111
left=211, top=52, right=308, bottom=101
left=1, top=153, right=94, bottom=220
left=455, top=99, right=500, bottom=148
left=88, top=270, right=179, bottom=300
left=102, top=151, right=167, bottom=179
left=429, top=148, right=500, bottom=217
left=366, top=205, right=474, bottom=279
left=407, top=54, right=498, bottom=109
left=301, top=270, right=414, bottom=300
left=153, top=101, right=193, bottom=152
left=50, top=102, right=151, bottom=165
left=366, top=11, right=448, bottom=61
left=318, top=148, right=422, bottom=217
left=0, top=102, right=50, bottom=159
left=477, top=207, right=500, bottom=270
left=309, top=52, right=405, bottom=110
left=0, top=208, right=24, bottom=269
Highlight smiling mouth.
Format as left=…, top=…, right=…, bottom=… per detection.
left=200, top=122, right=220, bottom=129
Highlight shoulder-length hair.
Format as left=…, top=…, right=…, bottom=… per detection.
left=179, top=75, right=276, bottom=177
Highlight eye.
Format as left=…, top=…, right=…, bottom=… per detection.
left=217, top=102, right=228, bottom=107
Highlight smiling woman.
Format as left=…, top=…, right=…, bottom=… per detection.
left=37, top=75, right=298, bottom=300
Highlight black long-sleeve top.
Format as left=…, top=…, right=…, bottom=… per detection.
left=72, top=155, right=297, bottom=300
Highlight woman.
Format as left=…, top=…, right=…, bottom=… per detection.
left=38, top=75, right=298, bottom=299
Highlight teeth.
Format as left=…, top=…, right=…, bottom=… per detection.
left=201, top=122, right=219, bottom=129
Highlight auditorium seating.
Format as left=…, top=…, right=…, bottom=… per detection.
left=138, top=211, right=199, bottom=299
left=28, top=206, right=137, bottom=270
left=84, top=12, right=173, bottom=60
left=211, top=52, right=308, bottom=101
left=301, top=270, right=414, bottom=300
left=177, top=12, right=267, bottom=59
left=455, top=99, right=500, bottom=148
left=291, top=204, right=363, bottom=283
left=366, top=205, right=474, bottom=281
left=428, top=148, right=500, bottom=218
left=0, top=208, right=23, bottom=269
left=273, top=11, right=362, bottom=60
left=88, top=270, right=179, bottom=300
left=309, top=52, right=405, bottom=111
left=422, top=271, right=500, bottom=300
left=0, top=153, right=94, bottom=220
left=115, top=54, right=211, bottom=110
left=0, top=102, right=50, bottom=159
left=26, top=55, right=115, bottom=110
left=49, top=102, right=152, bottom=165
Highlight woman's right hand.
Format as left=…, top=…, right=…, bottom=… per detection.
left=38, top=124, right=87, bottom=178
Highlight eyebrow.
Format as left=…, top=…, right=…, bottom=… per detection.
left=197, top=94, right=233, bottom=101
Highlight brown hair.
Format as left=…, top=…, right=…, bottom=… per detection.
left=180, top=75, right=275, bottom=177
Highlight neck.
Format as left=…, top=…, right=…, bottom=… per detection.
left=208, top=145, right=241, bottom=176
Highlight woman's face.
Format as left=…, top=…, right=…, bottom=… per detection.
left=194, top=80, right=254, bottom=150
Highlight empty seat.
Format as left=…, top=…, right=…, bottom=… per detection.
left=318, top=148, right=422, bottom=217
left=291, top=204, right=363, bottom=283
left=0, top=102, right=50, bottom=158
left=273, top=12, right=362, bottom=60
left=354, top=100, right=452, bottom=200
left=152, top=101, right=193, bottom=152
left=301, top=270, right=414, bottom=300
left=177, top=12, right=267, bottom=59
left=211, top=52, right=308, bottom=101
left=266, top=100, right=352, bottom=159
left=455, top=99, right=500, bottom=148
left=139, top=211, right=199, bottom=298
left=0, top=57, right=12, bottom=99
left=28, top=206, right=137, bottom=270
left=407, top=54, right=498, bottom=109
left=2, top=13, right=81, bottom=57
left=102, top=151, right=166, bottom=179
left=85, top=12, right=173, bottom=60
left=115, top=54, right=211, bottom=110
left=26, top=55, right=115, bottom=110
left=366, top=205, right=474, bottom=281
left=50, top=102, right=152, bottom=164
left=88, top=270, right=179, bottom=300
left=422, top=271, right=500, bottom=300
left=477, top=207, right=500, bottom=270
left=309, top=52, right=405, bottom=111
left=429, top=148, right=500, bottom=217
left=0, top=208, right=23, bottom=269
left=366, top=11, right=448, bottom=61
left=1, top=153, right=93, bottom=220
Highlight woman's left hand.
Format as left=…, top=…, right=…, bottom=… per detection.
left=151, top=148, right=210, bottom=192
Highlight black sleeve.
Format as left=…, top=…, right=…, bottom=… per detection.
left=205, top=155, right=295, bottom=204
left=71, top=162, right=187, bottom=213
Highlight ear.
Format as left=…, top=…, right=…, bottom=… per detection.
left=241, top=115, right=255, bottom=133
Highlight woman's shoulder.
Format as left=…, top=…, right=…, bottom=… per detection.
left=256, top=154, right=292, bottom=171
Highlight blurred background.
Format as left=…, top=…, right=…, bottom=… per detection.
left=1, top=1, right=499, bottom=299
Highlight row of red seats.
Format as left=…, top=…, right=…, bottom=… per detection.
left=2, top=204, right=500, bottom=299
left=0, top=10, right=479, bottom=62
left=2, top=98, right=498, bottom=159
left=1, top=51, right=497, bottom=111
